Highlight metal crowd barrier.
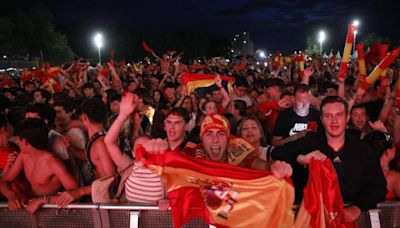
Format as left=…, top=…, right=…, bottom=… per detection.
left=1, top=201, right=399, bottom=227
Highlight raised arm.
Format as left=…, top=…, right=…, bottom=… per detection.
left=215, top=75, right=231, bottom=110
left=151, top=51, right=162, bottom=61
left=104, top=92, right=138, bottom=169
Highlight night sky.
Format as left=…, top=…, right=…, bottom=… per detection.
left=43, top=0, right=400, bottom=54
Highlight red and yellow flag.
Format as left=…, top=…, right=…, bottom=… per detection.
left=361, top=48, right=400, bottom=90
left=337, top=24, right=356, bottom=80
left=180, top=73, right=235, bottom=95
left=142, top=41, right=153, bottom=53
left=295, top=159, right=357, bottom=228
left=356, top=44, right=367, bottom=84
left=299, top=53, right=305, bottom=78
left=138, top=149, right=295, bottom=228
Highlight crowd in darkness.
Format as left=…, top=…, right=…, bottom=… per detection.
left=0, top=49, right=399, bottom=222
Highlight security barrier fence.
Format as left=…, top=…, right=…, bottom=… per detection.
left=0, top=201, right=399, bottom=227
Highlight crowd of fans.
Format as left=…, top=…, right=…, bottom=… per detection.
left=0, top=49, right=399, bottom=223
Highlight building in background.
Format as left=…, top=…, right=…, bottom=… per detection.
left=231, top=31, right=255, bottom=57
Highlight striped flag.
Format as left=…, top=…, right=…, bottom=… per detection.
left=361, top=48, right=400, bottom=90
left=138, top=148, right=295, bottom=228
left=337, top=24, right=356, bottom=80
left=180, top=73, right=234, bottom=95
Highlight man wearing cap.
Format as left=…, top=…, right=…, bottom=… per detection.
left=143, top=113, right=292, bottom=179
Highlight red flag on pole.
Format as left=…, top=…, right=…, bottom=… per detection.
left=142, top=41, right=153, bottom=53
left=337, top=24, right=356, bottom=80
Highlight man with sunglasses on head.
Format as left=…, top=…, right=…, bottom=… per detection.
left=272, top=96, right=386, bottom=223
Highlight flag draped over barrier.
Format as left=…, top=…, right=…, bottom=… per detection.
left=136, top=148, right=295, bottom=228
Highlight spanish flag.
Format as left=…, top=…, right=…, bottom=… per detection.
left=337, top=24, right=356, bottom=80
left=180, top=73, right=235, bottom=95
left=356, top=44, right=367, bottom=84
left=295, top=159, right=356, bottom=228
left=361, top=48, right=400, bottom=90
left=138, top=149, right=295, bottom=228
left=299, top=53, right=305, bottom=78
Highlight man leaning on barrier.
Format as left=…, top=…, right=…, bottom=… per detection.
left=0, top=118, right=79, bottom=214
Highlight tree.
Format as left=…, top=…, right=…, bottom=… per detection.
left=361, top=33, right=390, bottom=47
left=0, top=0, right=73, bottom=65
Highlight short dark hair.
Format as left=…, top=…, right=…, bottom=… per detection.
left=6, top=106, right=26, bottom=128
left=0, top=93, right=11, bottom=113
left=25, top=103, right=56, bottom=128
left=82, top=82, right=94, bottom=89
left=294, top=84, right=310, bottom=94
left=233, top=100, right=247, bottom=116
left=167, top=107, right=191, bottom=123
left=134, top=88, right=153, bottom=105
left=363, top=130, right=394, bottom=157
left=234, top=77, right=249, bottom=88
left=265, top=78, right=284, bottom=89
left=350, top=103, right=368, bottom=115
left=0, top=113, right=7, bottom=129
left=164, top=82, right=176, bottom=90
left=323, top=82, right=338, bottom=92
left=109, top=94, right=122, bottom=103
left=81, top=97, right=108, bottom=124
left=54, top=99, right=75, bottom=113
left=320, top=96, right=349, bottom=115
left=15, top=118, right=49, bottom=150
left=33, top=89, right=51, bottom=102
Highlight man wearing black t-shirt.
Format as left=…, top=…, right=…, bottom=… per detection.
left=272, top=96, right=386, bottom=223
left=272, top=84, right=322, bottom=146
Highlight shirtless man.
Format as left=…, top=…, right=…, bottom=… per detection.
left=0, top=118, right=78, bottom=214
left=151, top=51, right=183, bottom=75
left=81, top=98, right=115, bottom=180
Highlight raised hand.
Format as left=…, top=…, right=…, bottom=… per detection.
left=119, top=92, right=139, bottom=118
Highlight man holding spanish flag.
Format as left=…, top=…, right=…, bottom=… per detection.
left=272, top=96, right=386, bottom=223
left=138, top=113, right=294, bottom=227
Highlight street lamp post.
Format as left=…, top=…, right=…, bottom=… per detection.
left=318, top=31, right=326, bottom=55
left=352, top=20, right=360, bottom=56
left=94, top=33, right=103, bottom=64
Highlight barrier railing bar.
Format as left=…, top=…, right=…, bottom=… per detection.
left=1, top=201, right=400, bottom=228
left=368, top=209, right=381, bottom=228
left=99, top=204, right=160, bottom=210
left=129, top=211, right=140, bottom=228
left=100, top=208, right=111, bottom=228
